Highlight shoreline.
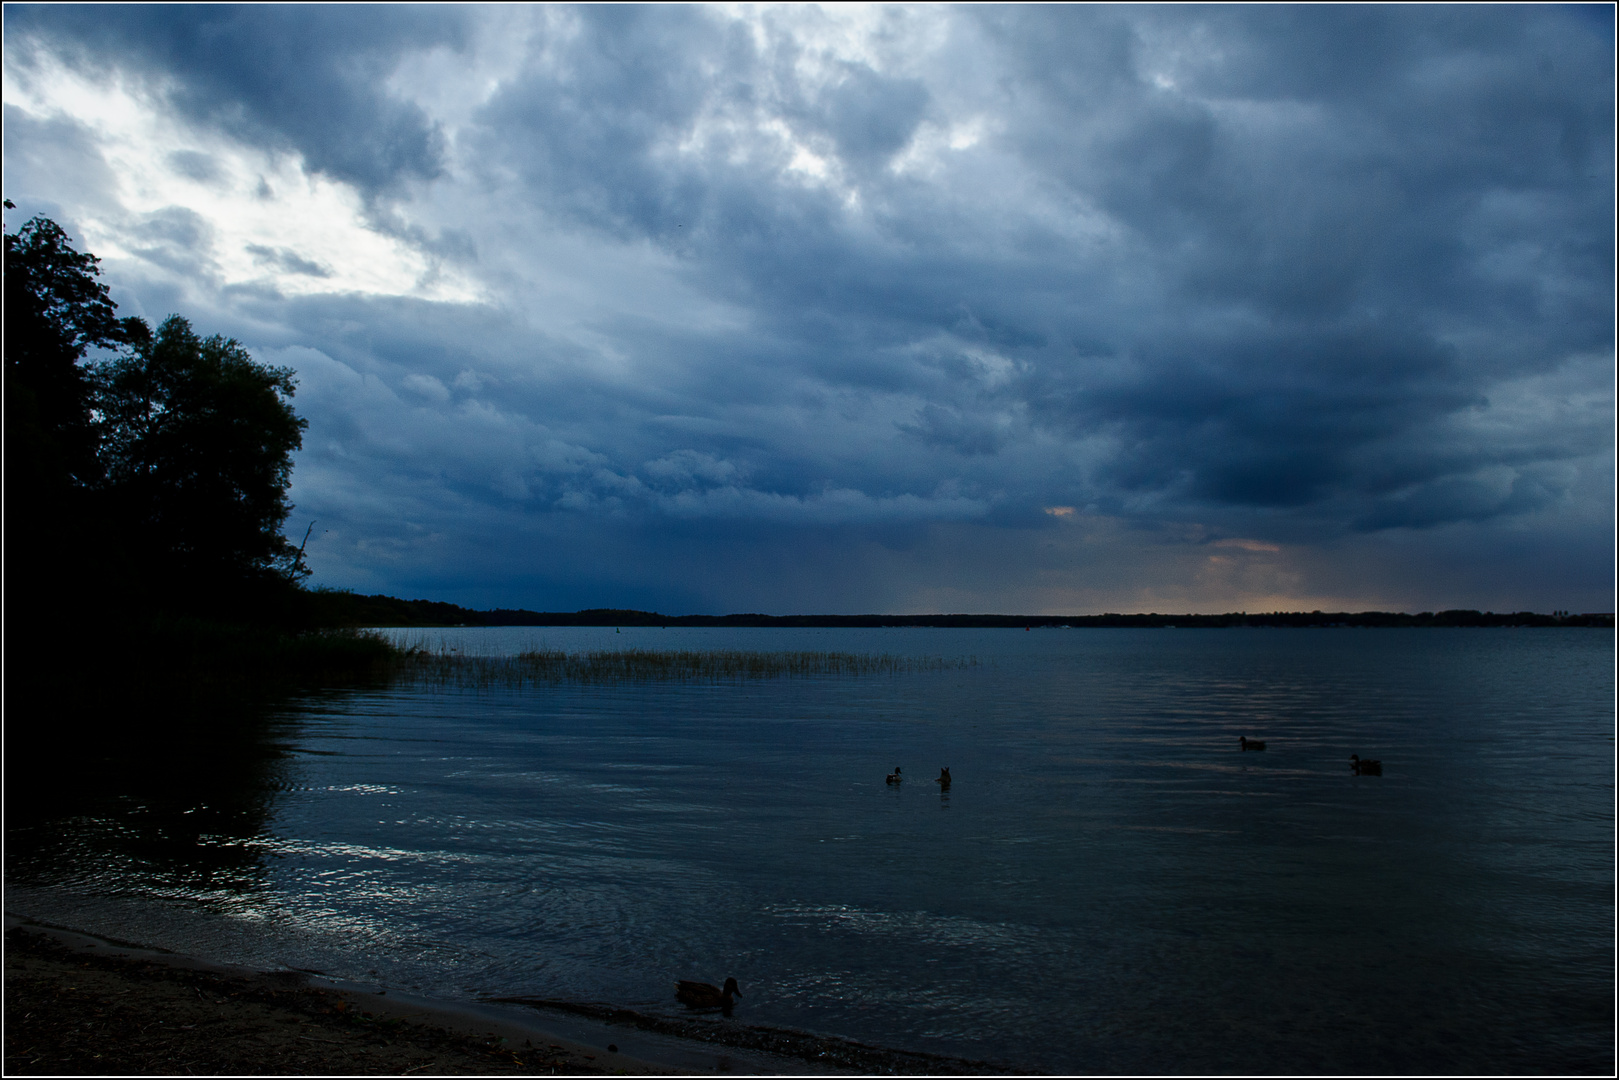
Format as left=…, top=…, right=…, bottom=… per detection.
left=3, top=913, right=1007, bottom=1076
left=306, top=591, right=1618, bottom=629
left=4, top=915, right=653, bottom=1076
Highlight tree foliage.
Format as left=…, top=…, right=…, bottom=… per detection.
left=3, top=205, right=309, bottom=617
left=3, top=204, right=145, bottom=495
left=95, top=315, right=309, bottom=589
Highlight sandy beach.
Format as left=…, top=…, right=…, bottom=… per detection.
left=4, top=914, right=1004, bottom=1076
left=3, top=918, right=650, bottom=1076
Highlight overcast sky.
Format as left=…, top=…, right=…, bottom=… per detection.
left=4, top=4, right=1613, bottom=614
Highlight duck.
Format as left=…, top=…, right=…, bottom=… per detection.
left=1239, top=736, right=1266, bottom=751
left=886, top=767, right=902, bottom=784
left=676, top=977, right=741, bottom=1013
left=1350, top=755, right=1382, bottom=776
left=934, top=767, right=951, bottom=787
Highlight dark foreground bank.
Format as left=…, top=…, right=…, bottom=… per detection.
left=2, top=922, right=628, bottom=1076
left=3, top=919, right=1008, bottom=1076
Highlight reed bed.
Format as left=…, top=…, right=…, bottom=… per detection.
left=391, top=646, right=975, bottom=688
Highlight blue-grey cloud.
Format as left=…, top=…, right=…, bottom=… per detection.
left=245, top=244, right=331, bottom=279
left=5, top=3, right=466, bottom=194
left=3, top=4, right=1611, bottom=613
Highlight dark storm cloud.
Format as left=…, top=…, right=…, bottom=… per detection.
left=5, top=3, right=467, bottom=193
left=125, top=205, right=217, bottom=280
left=813, top=64, right=930, bottom=170
left=450, top=4, right=1610, bottom=527
left=4, top=4, right=1610, bottom=612
left=166, top=148, right=221, bottom=184
left=0, top=102, right=120, bottom=216
left=964, top=4, right=1614, bottom=517
left=469, top=5, right=731, bottom=240
left=245, top=245, right=331, bottom=279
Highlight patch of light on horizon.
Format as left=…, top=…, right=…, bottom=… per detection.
left=1212, top=538, right=1282, bottom=553
left=3, top=50, right=483, bottom=306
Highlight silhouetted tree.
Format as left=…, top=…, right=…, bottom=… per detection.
left=3, top=203, right=148, bottom=618
left=94, top=314, right=310, bottom=601
left=4, top=205, right=309, bottom=622
left=3, top=204, right=146, bottom=487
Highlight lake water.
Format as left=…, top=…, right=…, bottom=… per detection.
left=7, top=627, right=1613, bottom=1073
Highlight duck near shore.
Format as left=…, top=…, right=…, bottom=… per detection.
left=676, top=977, right=741, bottom=1013
left=1350, top=755, right=1382, bottom=776
left=1239, top=736, right=1266, bottom=751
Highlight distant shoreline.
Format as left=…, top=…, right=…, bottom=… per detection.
left=306, top=592, right=1616, bottom=630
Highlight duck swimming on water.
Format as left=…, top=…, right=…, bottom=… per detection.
left=1350, top=755, right=1382, bottom=776
left=886, top=767, right=902, bottom=784
left=1239, top=736, right=1266, bottom=751
left=934, top=767, right=951, bottom=788
left=676, top=977, right=741, bottom=1013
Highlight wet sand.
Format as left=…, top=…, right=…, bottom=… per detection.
left=3, top=919, right=643, bottom=1075
left=3, top=915, right=1008, bottom=1076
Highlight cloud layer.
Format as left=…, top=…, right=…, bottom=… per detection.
left=5, top=4, right=1612, bottom=613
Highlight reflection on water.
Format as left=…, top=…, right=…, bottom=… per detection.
left=5, top=628, right=1613, bottom=1074
left=6, top=698, right=298, bottom=908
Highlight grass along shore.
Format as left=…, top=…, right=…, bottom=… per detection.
left=389, top=643, right=978, bottom=689
left=16, top=620, right=972, bottom=760
left=26, top=620, right=966, bottom=716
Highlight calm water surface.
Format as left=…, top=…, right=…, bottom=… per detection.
left=9, top=628, right=1613, bottom=1073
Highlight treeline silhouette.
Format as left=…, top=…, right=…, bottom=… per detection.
left=5, top=205, right=312, bottom=621
left=4, top=206, right=390, bottom=740
left=308, top=592, right=1614, bottom=629
left=6, top=204, right=1605, bottom=741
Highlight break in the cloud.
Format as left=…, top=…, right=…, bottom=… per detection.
left=3, top=4, right=1613, bottom=613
